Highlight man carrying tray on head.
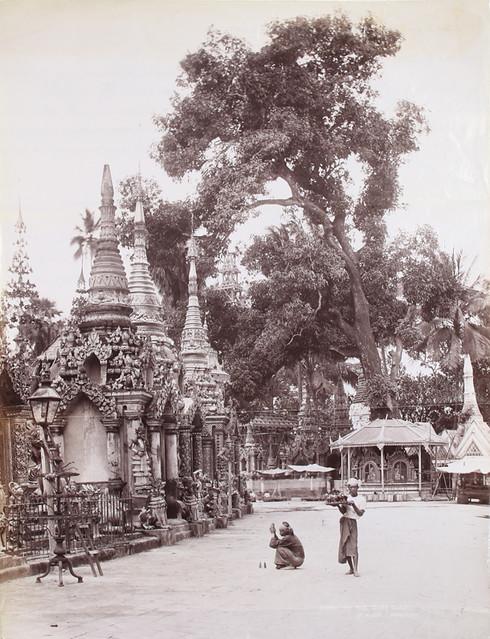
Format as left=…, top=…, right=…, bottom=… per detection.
left=328, top=477, right=366, bottom=577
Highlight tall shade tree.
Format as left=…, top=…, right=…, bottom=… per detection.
left=154, top=15, right=426, bottom=410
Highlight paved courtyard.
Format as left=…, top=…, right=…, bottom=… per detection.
left=1, top=500, right=489, bottom=639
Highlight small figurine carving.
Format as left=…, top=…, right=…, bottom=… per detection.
left=181, top=477, right=199, bottom=522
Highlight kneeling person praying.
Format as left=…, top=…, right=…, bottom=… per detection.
left=269, top=521, right=305, bottom=569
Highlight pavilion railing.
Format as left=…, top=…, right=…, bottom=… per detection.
left=3, top=492, right=134, bottom=559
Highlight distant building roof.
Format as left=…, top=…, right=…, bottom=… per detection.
left=250, top=413, right=297, bottom=432
left=331, top=418, right=446, bottom=449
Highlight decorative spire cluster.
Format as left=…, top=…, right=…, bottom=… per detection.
left=80, top=165, right=132, bottom=330
left=128, top=175, right=166, bottom=341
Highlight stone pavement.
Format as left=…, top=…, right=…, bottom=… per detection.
left=1, top=501, right=489, bottom=639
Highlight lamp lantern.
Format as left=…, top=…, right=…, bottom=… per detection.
left=28, top=380, right=61, bottom=427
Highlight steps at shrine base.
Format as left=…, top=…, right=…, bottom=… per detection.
left=360, top=482, right=433, bottom=501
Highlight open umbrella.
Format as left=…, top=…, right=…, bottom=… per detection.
left=288, top=464, right=335, bottom=473
left=256, top=468, right=290, bottom=476
left=437, top=456, right=490, bottom=474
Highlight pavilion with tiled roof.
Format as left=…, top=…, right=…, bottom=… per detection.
left=331, top=418, right=447, bottom=499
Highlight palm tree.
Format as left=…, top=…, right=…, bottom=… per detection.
left=70, top=209, right=100, bottom=274
left=419, top=254, right=490, bottom=369
left=19, top=297, right=62, bottom=356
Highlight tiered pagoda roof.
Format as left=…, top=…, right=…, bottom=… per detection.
left=79, top=165, right=132, bottom=331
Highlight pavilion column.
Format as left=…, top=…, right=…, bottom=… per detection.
left=50, top=418, right=66, bottom=461
left=418, top=445, right=422, bottom=496
left=163, top=419, right=179, bottom=481
left=248, top=447, right=256, bottom=472
left=379, top=445, right=385, bottom=499
left=179, top=425, right=192, bottom=477
left=192, top=430, right=203, bottom=473
left=147, top=419, right=163, bottom=482
left=347, top=447, right=351, bottom=479
left=102, top=418, right=121, bottom=481
left=340, top=448, right=344, bottom=490
left=206, top=415, right=228, bottom=480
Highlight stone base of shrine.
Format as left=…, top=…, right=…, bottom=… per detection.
left=0, top=554, right=30, bottom=583
left=215, top=515, right=229, bottom=528
left=189, top=520, right=206, bottom=537
left=0, top=509, right=254, bottom=583
left=140, top=526, right=173, bottom=545
left=167, top=518, right=192, bottom=542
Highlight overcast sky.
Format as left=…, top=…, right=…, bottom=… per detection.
left=0, top=0, right=488, bottom=315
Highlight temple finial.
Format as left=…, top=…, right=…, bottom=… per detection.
left=76, top=261, right=86, bottom=293
left=134, top=170, right=145, bottom=224
left=101, top=164, right=114, bottom=202
left=15, top=198, right=26, bottom=233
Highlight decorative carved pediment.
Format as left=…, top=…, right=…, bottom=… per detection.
left=147, top=379, right=181, bottom=419
left=55, top=377, right=117, bottom=418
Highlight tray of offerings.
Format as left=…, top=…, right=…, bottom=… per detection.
left=325, top=493, right=348, bottom=506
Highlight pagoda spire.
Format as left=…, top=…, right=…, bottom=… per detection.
left=181, top=230, right=210, bottom=373
left=461, top=353, right=484, bottom=420
left=128, top=175, right=166, bottom=340
left=79, top=165, right=132, bottom=331
left=6, top=204, right=38, bottom=314
left=218, top=248, right=241, bottom=300
left=76, top=261, right=86, bottom=293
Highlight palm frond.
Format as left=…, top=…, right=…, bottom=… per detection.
left=463, top=323, right=490, bottom=361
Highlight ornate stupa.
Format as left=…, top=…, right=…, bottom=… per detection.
left=79, top=165, right=132, bottom=331
left=451, top=354, right=490, bottom=457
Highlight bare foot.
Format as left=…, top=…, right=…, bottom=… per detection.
left=345, top=569, right=354, bottom=575
left=353, top=571, right=360, bottom=577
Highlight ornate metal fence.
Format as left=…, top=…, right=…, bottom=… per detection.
left=3, top=492, right=134, bottom=559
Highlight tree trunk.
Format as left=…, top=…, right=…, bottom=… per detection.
left=331, top=220, right=398, bottom=416
left=350, top=275, right=383, bottom=378
left=390, top=335, right=404, bottom=381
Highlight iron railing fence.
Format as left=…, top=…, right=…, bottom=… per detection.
left=4, top=493, right=134, bottom=559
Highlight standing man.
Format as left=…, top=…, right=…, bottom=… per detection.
left=269, top=521, right=305, bottom=569
left=332, top=478, right=366, bottom=577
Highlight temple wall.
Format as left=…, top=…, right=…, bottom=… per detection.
left=64, top=397, right=110, bottom=482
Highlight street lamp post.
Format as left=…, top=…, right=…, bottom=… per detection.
left=28, top=377, right=83, bottom=587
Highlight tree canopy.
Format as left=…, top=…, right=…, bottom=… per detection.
left=153, top=14, right=427, bottom=411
